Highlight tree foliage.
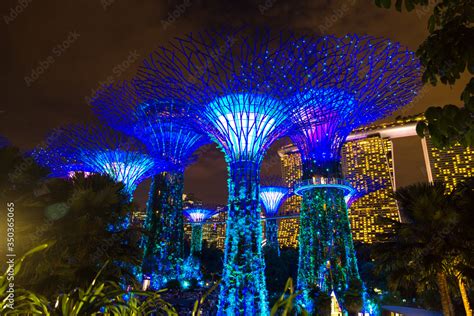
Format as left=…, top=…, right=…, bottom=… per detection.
left=16, top=173, right=142, bottom=299
left=372, top=180, right=474, bottom=314
left=375, top=0, right=474, bottom=147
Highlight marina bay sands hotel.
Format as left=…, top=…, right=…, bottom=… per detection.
left=193, top=114, right=473, bottom=248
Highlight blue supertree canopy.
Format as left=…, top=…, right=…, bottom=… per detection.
left=91, top=81, right=208, bottom=172
left=32, top=145, right=91, bottom=178
left=0, top=135, right=10, bottom=148
left=288, top=35, right=422, bottom=168
left=259, top=186, right=289, bottom=217
left=34, top=124, right=165, bottom=197
left=137, top=28, right=310, bottom=164
left=183, top=208, right=218, bottom=224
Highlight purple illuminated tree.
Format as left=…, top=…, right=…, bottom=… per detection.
left=136, top=28, right=309, bottom=314
left=289, top=35, right=422, bottom=311
left=259, top=178, right=289, bottom=252
left=91, top=81, right=209, bottom=288
left=182, top=208, right=219, bottom=280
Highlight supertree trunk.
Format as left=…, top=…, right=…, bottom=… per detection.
left=218, top=161, right=268, bottom=316
left=190, top=224, right=203, bottom=255
left=297, top=161, right=361, bottom=311
left=297, top=189, right=332, bottom=310
left=141, top=171, right=184, bottom=289
left=265, top=218, right=279, bottom=251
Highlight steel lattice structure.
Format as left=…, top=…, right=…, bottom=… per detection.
left=92, top=81, right=208, bottom=171
left=136, top=28, right=421, bottom=314
left=287, top=35, right=422, bottom=311
left=259, top=185, right=288, bottom=252
left=91, top=81, right=209, bottom=289
left=290, top=35, right=421, bottom=177
left=182, top=208, right=219, bottom=281
left=137, top=28, right=311, bottom=315
left=33, top=124, right=162, bottom=200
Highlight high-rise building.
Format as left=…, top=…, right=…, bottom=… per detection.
left=195, top=115, right=472, bottom=246
left=341, top=136, right=399, bottom=243
left=278, top=145, right=302, bottom=248
left=422, top=136, right=473, bottom=192
left=277, top=114, right=473, bottom=244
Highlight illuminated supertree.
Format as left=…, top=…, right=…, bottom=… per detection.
left=0, top=135, right=10, bottom=148
left=33, top=124, right=161, bottom=201
left=288, top=35, right=422, bottom=310
left=259, top=178, right=289, bottom=252
left=182, top=208, right=219, bottom=281
left=91, top=81, right=209, bottom=288
left=137, top=28, right=309, bottom=314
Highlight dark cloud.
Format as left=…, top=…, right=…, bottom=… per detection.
left=2, top=0, right=467, bottom=205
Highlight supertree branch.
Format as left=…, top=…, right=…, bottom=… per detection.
left=259, top=186, right=288, bottom=252
left=259, top=186, right=289, bottom=217
left=183, top=208, right=219, bottom=254
left=136, top=28, right=315, bottom=315
left=91, top=81, right=209, bottom=288
left=181, top=208, right=219, bottom=281
left=289, top=35, right=422, bottom=178
left=289, top=35, right=422, bottom=313
left=34, top=124, right=162, bottom=200
left=91, top=81, right=209, bottom=171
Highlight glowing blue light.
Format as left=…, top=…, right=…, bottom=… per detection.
left=181, top=280, right=190, bottom=289
left=183, top=208, right=218, bottom=223
left=134, top=102, right=208, bottom=171
left=32, top=125, right=162, bottom=200
left=91, top=83, right=208, bottom=172
left=259, top=186, right=288, bottom=216
left=134, top=28, right=422, bottom=316
left=83, top=149, right=156, bottom=198
left=0, top=135, right=10, bottom=148
left=205, top=93, right=286, bottom=163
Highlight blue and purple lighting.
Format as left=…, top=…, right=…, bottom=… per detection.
left=0, top=135, right=10, bottom=148
left=33, top=124, right=162, bottom=200
left=92, top=81, right=208, bottom=288
left=182, top=208, right=219, bottom=281
left=81, top=149, right=156, bottom=197
left=205, top=93, right=286, bottom=164
left=289, top=35, right=422, bottom=176
left=259, top=185, right=288, bottom=252
left=136, top=28, right=310, bottom=315
left=259, top=186, right=288, bottom=217
left=183, top=208, right=218, bottom=224
left=91, top=82, right=208, bottom=171
left=288, top=34, right=422, bottom=312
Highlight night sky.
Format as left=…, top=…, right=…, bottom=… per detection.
left=2, top=0, right=469, bottom=206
